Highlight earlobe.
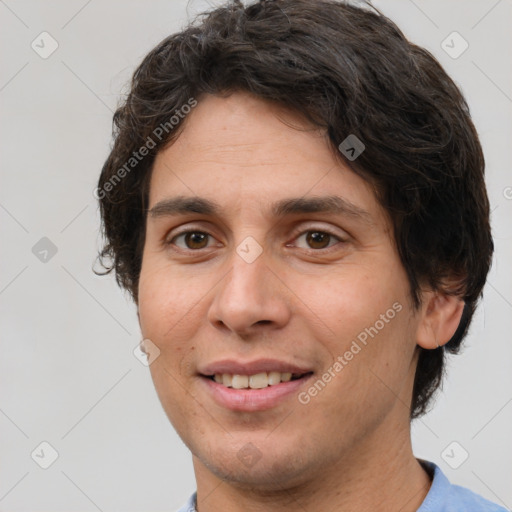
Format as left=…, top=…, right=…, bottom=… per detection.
left=416, top=292, right=465, bottom=350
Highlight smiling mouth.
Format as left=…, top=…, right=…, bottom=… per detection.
left=202, top=371, right=313, bottom=390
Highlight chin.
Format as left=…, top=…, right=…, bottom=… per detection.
left=193, top=435, right=318, bottom=490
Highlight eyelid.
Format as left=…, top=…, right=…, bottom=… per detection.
left=166, top=222, right=347, bottom=240
left=165, top=222, right=349, bottom=253
left=165, top=226, right=218, bottom=248
left=287, top=228, right=347, bottom=254
left=288, top=222, right=349, bottom=242
left=165, top=222, right=216, bottom=240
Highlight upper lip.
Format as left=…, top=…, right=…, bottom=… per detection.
left=199, top=358, right=313, bottom=376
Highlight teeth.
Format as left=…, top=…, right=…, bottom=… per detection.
left=211, top=371, right=302, bottom=389
left=231, top=375, right=249, bottom=389
left=249, top=373, right=268, bottom=389
left=268, top=371, right=281, bottom=385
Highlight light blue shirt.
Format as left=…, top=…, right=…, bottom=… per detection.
left=176, top=461, right=509, bottom=511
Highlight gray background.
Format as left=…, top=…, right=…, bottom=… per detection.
left=1, top=0, right=511, bottom=510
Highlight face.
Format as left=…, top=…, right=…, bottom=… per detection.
left=138, top=91, right=423, bottom=490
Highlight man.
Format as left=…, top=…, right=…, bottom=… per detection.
left=97, top=1, right=505, bottom=510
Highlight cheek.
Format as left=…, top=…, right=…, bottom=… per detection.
left=137, top=263, right=198, bottom=377
left=138, top=257, right=193, bottom=336
left=291, top=266, right=403, bottom=338
left=137, top=265, right=203, bottom=428
left=291, top=265, right=415, bottom=393
left=138, top=256, right=224, bottom=386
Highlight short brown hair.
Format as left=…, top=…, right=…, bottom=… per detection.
left=97, top=0, right=493, bottom=419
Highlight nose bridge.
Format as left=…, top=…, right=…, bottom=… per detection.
left=208, top=243, right=290, bottom=334
left=228, top=252, right=266, bottom=301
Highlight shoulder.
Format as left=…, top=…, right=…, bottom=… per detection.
left=418, top=460, right=509, bottom=512
left=445, top=483, right=509, bottom=512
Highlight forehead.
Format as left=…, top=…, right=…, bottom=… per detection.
left=149, top=92, right=383, bottom=223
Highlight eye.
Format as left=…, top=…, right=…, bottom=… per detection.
left=293, top=230, right=344, bottom=251
left=166, top=228, right=345, bottom=253
left=168, top=230, right=215, bottom=250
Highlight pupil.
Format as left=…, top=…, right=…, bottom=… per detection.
left=187, top=232, right=207, bottom=249
left=307, top=231, right=329, bottom=249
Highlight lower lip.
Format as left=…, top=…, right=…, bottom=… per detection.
left=200, top=374, right=313, bottom=412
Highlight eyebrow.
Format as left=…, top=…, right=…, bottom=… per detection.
left=148, top=195, right=373, bottom=224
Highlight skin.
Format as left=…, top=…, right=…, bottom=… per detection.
left=137, top=91, right=464, bottom=511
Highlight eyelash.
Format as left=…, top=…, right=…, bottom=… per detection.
left=166, top=227, right=346, bottom=253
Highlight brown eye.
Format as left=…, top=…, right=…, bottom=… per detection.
left=305, top=231, right=332, bottom=249
left=185, top=232, right=209, bottom=249
left=293, top=229, right=344, bottom=251
left=170, top=231, right=212, bottom=250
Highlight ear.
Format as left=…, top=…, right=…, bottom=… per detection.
left=416, top=292, right=465, bottom=349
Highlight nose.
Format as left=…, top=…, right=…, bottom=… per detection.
left=207, top=249, right=292, bottom=338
